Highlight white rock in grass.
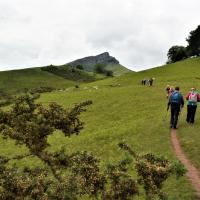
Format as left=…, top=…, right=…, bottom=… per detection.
left=93, top=86, right=98, bottom=90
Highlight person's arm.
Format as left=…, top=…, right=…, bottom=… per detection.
left=167, top=97, right=171, bottom=110
left=197, top=94, right=200, bottom=102
left=186, top=92, right=190, bottom=100
left=180, top=95, right=184, bottom=108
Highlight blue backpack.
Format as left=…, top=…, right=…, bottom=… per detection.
left=170, top=91, right=181, bottom=103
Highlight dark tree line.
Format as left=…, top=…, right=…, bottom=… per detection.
left=167, top=25, right=200, bottom=63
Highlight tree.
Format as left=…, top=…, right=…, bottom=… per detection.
left=167, top=45, right=187, bottom=63
left=76, top=65, right=84, bottom=70
left=94, top=63, right=106, bottom=74
left=105, top=70, right=114, bottom=77
left=186, top=25, right=200, bottom=56
left=94, top=63, right=114, bottom=77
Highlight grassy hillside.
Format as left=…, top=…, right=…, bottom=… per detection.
left=105, top=64, right=131, bottom=76
left=0, top=67, right=76, bottom=94
left=1, top=57, right=200, bottom=199
left=0, top=63, right=130, bottom=95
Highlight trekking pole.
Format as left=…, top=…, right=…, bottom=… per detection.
left=177, top=106, right=183, bottom=128
left=163, top=108, right=169, bottom=122
left=179, top=106, right=183, bottom=119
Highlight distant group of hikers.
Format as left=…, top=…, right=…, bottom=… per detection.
left=141, top=78, right=154, bottom=86
left=166, top=85, right=200, bottom=129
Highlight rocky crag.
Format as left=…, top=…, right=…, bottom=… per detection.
left=67, top=52, right=119, bottom=71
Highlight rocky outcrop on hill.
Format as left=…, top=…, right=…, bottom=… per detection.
left=67, top=52, right=120, bottom=71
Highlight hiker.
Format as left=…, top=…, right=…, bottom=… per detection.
left=146, top=79, right=149, bottom=86
left=143, top=78, right=147, bottom=85
left=169, top=86, right=174, bottom=97
left=166, top=85, right=174, bottom=99
left=149, top=78, right=154, bottom=86
left=185, top=87, right=200, bottom=124
left=166, top=85, right=170, bottom=98
left=144, top=78, right=147, bottom=85
left=167, top=86, right=184, bottom=129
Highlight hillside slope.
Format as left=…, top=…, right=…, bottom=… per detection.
left=0, top=52, right=131, bottom=94
left=0, top=67, right=76, bottom=94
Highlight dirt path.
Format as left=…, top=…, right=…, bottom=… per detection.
left=171, top=129, right=200, bottom=198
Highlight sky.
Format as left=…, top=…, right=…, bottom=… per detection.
left=0, top=0, right=200, bottom=71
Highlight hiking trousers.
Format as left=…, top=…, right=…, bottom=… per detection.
left=187, top=105, right=197, bottom=123
left=170, top=104, right=180, bottom=128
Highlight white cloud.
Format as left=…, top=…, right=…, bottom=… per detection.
left=0, top=0, right=199, bottom=71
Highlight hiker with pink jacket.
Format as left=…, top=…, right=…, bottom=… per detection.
left=186, top=87, right=200, bottom=124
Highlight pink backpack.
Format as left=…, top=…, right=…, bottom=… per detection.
left=189, top=92, right=198, bottom=102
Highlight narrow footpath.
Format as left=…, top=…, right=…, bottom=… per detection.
left=171, top=129, right=200, bottom=199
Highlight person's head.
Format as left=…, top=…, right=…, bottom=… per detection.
left=191, top=87, right=196, bottom=91
left=175, top=86, right=179, bottom=91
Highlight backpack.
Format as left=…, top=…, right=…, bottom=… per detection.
left=170, top=91, right=181, bottom=103
left=188, top=92, right=198, bottom=102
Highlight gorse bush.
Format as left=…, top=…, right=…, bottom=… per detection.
left=118, top=143, right=186, bottom=200
left=29, top=86, right=55, bottom=94
left=0, top=95, right=185, bottom=199
left=42, top=65, right=96, bottom=82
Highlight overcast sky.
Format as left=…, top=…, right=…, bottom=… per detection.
left=0, top=0, right=199, bottom=71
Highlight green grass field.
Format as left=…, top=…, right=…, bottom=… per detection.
left=0, top=67, right=76, bottom=94
left=105, top=64, right=131, bottom=76
left=1, top=57, right=200, bottom=199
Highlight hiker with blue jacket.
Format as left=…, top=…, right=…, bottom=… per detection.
left=167, top=86, right=184, bottom=129
left=186, top=87, right=200, bottom=124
